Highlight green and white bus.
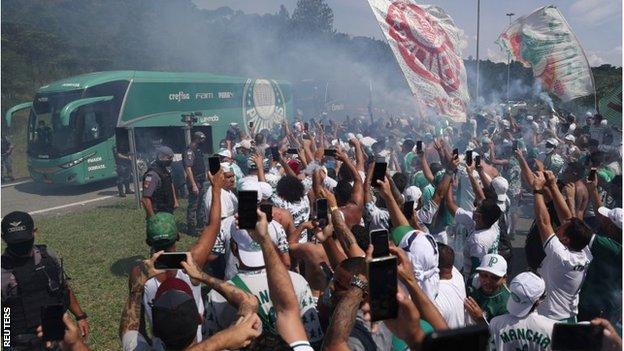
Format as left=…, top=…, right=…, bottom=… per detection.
left=5, top=71, right=293, bottom=185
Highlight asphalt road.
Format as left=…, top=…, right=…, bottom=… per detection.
left=0, top=178, right=133, bottom=218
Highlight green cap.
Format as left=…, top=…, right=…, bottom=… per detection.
left=146, top=212, right=178, bottom=249
left=391, top=225, right=415, bottom=245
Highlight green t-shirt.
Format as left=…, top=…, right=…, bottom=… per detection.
left=391, top=320, right=434, bottom=351
left=579, top=235, right=622, bottom=320
left=468, top=284, right=511, bottom=322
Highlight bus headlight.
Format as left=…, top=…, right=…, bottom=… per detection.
left=59, top=153, right=96, bottom=169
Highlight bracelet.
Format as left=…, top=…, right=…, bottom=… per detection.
left=330, top=206, right=339, bottom=212
left=75, top=313, right=88, bottom=321
left=533, top=189, right=544, bottom=195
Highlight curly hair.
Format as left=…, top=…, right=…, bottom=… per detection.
left=276, top=175, right=304, bottom=203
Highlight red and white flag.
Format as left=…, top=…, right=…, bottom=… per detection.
left=367, top=0, right=469, bottom=122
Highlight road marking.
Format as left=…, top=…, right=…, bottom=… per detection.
left=29, top=196, right=116, bottom=215
left=1, top=180, right=31, bottom=188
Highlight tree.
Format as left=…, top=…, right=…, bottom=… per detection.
left=290, top=0, right=334, bottom=36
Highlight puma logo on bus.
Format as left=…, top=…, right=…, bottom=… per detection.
left=169, top=91, right=190, bottom=102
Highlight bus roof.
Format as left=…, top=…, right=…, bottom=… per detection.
left=37, top=71, right=251, bottom=93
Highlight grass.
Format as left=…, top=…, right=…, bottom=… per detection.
left=2, top=199, right=196, bottom=350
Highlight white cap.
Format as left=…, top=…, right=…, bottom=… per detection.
left=601, top=119, right=608, bottom=126
left=546, top=138, right=559, bottom=147
left=403, top=186, right=422, bottom=208
left=231, top=229, right=264, bottom=267
left=236, top=140, right=252, bottom=149
left=507, top=272, right=546, bottom=318
left=526, top=115, right=534, bottom=121
left=475, top=254, right=507, bottom=277
left=598, top=207, right=623, bottom=229
left=491, top=177, right=509, bottom=203
left=217, top=148, right=232, bottom=158
left=564, top=134, right=576, bottom=142
left=239, top=180, right=273, bottom=202
left=359, top=136, right=377, bottom=147
left=220, top=162, right=232, bottom=173
left=586, top=111, right=594, bottom=117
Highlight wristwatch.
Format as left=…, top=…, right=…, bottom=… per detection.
left=533, top=189, right=545, bottom=195
left=350, top=275, right=368, bottom=293
left=75, top=312, right=88, bottom=321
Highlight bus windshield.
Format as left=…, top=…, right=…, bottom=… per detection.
left=27, top=90, right=117, bottom=158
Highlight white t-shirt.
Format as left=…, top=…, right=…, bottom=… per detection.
left=204, top=187, right=238, bottom=220
left=122, top=330, right=164, bottom=351
left=271, top=194, right=311, bottom=242
left=489, top=312, right=557, bottom=351
left=537, top=234, right=592, bottom=320
left=364, top=201, right=390, bottom=231
left=205, top=270, right=324, bottom=344
left=212, top=216, right=289, bottom=280
left=454, top=208, right=499, bottom=278
left=143, top=271, right=204, bottom=344
left=434, top=267, right=467, bottom=328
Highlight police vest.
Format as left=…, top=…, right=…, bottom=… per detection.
left=1, top=245, right=69, bottom=335
left=145, top=164, right=174, bottom=213
left=189, top=147, right=206, bottom=183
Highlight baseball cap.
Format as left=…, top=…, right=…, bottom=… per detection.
left=192, top=131, right=206, bottom=140
left=475, top=254, right=507, bottom=277
left=545, top=138, right=559, bottom=147
left=403, top=186, right=422, bottom=208
left=232, top=228, right=265, bottom=267
left=491, top=177, right=509, bottom=203
left=564, top=134, right=576, bottom=142
left=217, top=148, right=232, bottom=158
left=220, top=162, right=232, bottom=173
left=1, top=211, right=35, bottom=244
left=598, top=207, right=623, bottom=229
left=237, top=140, right=252, bottom=150
left=152, top=278, right=199, bottom=349
left=156, top=146, right=174, bottom=160
left=507, top=272, right=546, bottom=318
left=146, top=212, right=178, bottom=250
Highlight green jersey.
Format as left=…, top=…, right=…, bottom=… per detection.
left=468, top=282, right=511, bottom=322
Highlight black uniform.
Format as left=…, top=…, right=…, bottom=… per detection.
left=1, top=246, right=69, bottom=350
left=1, top=136, right=14, bottom=180
left=142, top=162, right=175, bottom=214
left=183, top=146, right=207, bottom=234
left=113, top=145, right=133, bottom=196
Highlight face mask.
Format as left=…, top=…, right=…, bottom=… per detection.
left=157, top=159, right=173, bottom=168
left=8, top=239, right=35, bottom=257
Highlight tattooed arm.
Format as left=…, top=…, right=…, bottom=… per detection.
left=322, top=286, right=365, bottom=351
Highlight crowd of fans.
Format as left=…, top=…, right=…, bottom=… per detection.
left=2, top=107, right=623, bottom=350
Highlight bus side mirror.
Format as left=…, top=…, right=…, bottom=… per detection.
left=59, top=96, right=113, bottom=127
left=5, top=102, right=33, bottom=128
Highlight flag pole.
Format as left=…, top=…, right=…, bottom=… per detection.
left=475, top=0, right=481, bottom=102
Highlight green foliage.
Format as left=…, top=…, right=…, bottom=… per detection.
left=291, top=0, right=335, bottom=36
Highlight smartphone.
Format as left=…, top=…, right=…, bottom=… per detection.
left=208, top=156, right=220, bottom=175
left=513, top=140, right=519, bottom=151
left=370, top=229, right=390, bottom=258
left=324, top=149, right=337, bottom=158
left=316, top=198, right=328, bottom=221
left=475, top=155, right=481, bottom=167
left=320, top=262, right=334, bottom=281
left=260, top=203, right=273, bottom=223
left=402, top=201, right=415, bottom=220
left=154, top=252, right=187, bottom=270
left=416, top=140, right=423, bottom=153
left=552, top=323, right=604, bottom=351
left=270, top=146, right=280, bottom=160
left=249, top=121, right=254, bottom=129
left=41, top=305, right=66, bottom=341
left=304, top=122, right=309, bottom=131
left=423, top=324, right=490, bottom=351
left=371, top=162, right=387, bottom=187
left=452, top=148, right=459, bottom=159
left=368, top=256, right=398, bottom=321
left=238, top=191, right=258, bottom=229
left=465, top=150, right=473, bottom=166
left=287, top=148, right=299, bottom=155
left=588, top=168, right=597, bottom=182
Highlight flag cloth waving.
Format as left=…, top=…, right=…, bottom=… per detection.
left=497, top=5, right=595, bottom=102
left=367, top=0, right=469, bottom=122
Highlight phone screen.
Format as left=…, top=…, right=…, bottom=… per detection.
left=416, top=140, right=423, bottom=153
left=238, top=191, right=258, bottom=229
left=589, top=168, right=597, bottom=182
left=41, top=305, right=65, bottom=341
left=324, top=149, right=337, bottom=158
left=287, top=148, right=299, bottom=155
left=552, top=323, right=604, bottom=351
left=368, top=256, right=398, bottom=321
left=513, top=140, right=519, bottom=151
left=370, top=229, right=390, bottom=258
left=208, top=156, right=220, bottom=175
left=304, top=122, right=309, bottom=131
left=402, top=201, right=415, bottom=220
left=475, top=155, right=481, bottom=167
left=316, top=198, right=328, bottom=221
left=371, top=162, right=387, bottom=187
left=452, top=148, right=459, bottom=158
left=423, top=325, right=490, bottom=351
left=154, top=252, right=187, bottom=270
left=465, top=150, right=473, bottom=166
left=260, top=203, right=273, bottom=223
left=270, top=146, right=280, bottom=160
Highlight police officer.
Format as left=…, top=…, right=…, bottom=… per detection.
left=1, top=211, right=90, bottom=350
left=113, top=144, right=134, bottom=197
left=141, top=146, right=178, bottom=217
left=184, top=131, right=207, bottom=235
left=2, top=134, right=14, bottom=181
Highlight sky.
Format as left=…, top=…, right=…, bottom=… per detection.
left=194, top=0, right=622, bottom=67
